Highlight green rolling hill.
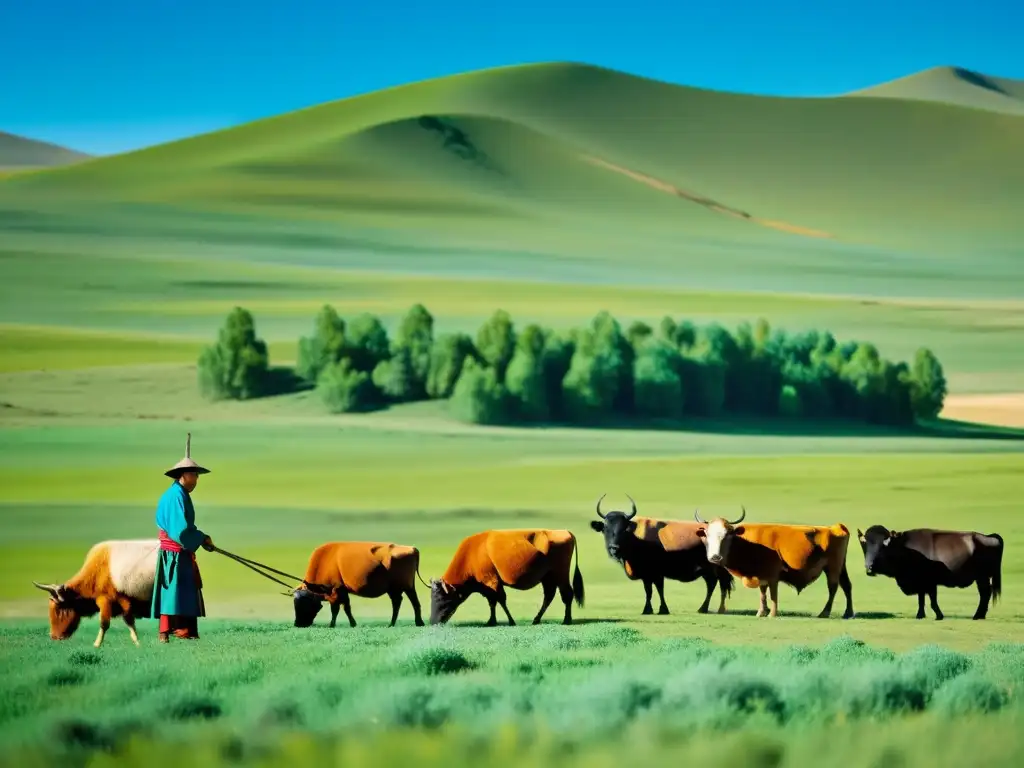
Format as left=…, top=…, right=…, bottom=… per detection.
left=0, top=131, right=90, bottom=172
left=846, top=65, right=1024, bottom=116
left=1, top=61, right=1022, bottom=328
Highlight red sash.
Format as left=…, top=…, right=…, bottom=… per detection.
left=158, top=529, right=183, bottom=552
left=157, top=529, right=202, bottom=589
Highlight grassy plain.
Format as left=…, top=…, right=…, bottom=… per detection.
left=2, top=61, right=1023, bottom=766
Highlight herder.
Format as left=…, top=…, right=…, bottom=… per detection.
left=152, top=432, right=216, bottom=642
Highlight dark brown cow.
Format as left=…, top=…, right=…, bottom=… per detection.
left=590, top=494, right=734, bottom=615
left=858, top=525, right=1004, bottom=620
left=429, top=528, right=584, bottom=626
left=293, top=541, right=425, bottom=628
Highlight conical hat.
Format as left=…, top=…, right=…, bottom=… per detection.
left=164, top=432, right=210, bottom=478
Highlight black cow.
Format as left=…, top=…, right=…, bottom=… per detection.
left=590, top=493, right=734, bottom=615
left=858, top=525, right=1004, bottom=620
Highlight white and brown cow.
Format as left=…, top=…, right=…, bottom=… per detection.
left=33, top=539, right=158, bottom=647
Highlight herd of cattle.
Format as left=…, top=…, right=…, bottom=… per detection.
left=33, top=495, right=1005, bottom=647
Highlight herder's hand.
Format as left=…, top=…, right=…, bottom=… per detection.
left=201, top=536, right=215, bottom=552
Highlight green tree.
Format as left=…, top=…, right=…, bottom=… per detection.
left=505, top=324, right=550, bottom=422
left=197, top=307, right=270, bottom=401
left=426, top=333, right=477, bottom=399
left=394, top=303, right=435, bottom=399
left=627, top=320, right=653, bottom=350
left=317, top=358, right=379, bottom=413
left=778, top=384, right=803, bottom=419
left=633, top=338, right=685, bottom=419
left=296, top=305, right=346, bottom=384
left=591, top=311, right=635, bottom=413
left=541, top=330, right=575, bottom=421
left=345, top=313, right=391, bottom=374
left=907, top=347, right=947, bottom=420
left=475, top=309, right=517, bottom=383
left=372, top=347, right=418, bottom=402
left=449, top=357, right=511, bottom=425
left=561, top=322, right=626, bottom=424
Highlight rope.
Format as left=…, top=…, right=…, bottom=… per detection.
left=211, top=546, right=304, bottom=591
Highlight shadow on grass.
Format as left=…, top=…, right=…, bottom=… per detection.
left=510, top=414, right=1024, bottom=441
left=725, top=609, right=898, bottom=620
left=442, top=618, right=625, bottom=628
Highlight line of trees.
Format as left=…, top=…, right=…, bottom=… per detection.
left=196, top=304, right=948, bottom=428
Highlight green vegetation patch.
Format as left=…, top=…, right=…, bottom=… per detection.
left=1, top=623, right=1022, bottom=765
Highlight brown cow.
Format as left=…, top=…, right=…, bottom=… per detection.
left=292, top=541, right=425, bottom=628
left=33, top=539, right=158, bottom=647
left=429, top=528, right=585, bottom=626
left=694, top=508, right=855, bottom=619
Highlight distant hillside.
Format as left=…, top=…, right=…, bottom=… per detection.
left=0, top=131, right=90, bottom=171
left=846, top=66, right=1024, bottom=116
left=1, top=62, right=1021, bottom=290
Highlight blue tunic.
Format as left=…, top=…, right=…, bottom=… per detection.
left=151, top=481, right=207, bottom=618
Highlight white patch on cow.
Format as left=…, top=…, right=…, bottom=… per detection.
left=703, top=520, right=730, bottom=562
left=105, top=540, right=159, bottom=600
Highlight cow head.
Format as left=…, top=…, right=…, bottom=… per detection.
left=428, top=578, right=466, bottom=625
left=693, top=507, right=747, bottom=565
left=589, top=492, right=638, bottom=562
left=292, top=582, right=329, bottom=627
left=33, top=582, right=94, bottom=640
left=858, top=526, right=901, bottom=577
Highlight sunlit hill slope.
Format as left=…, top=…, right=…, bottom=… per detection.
left=2, top=62, right=1022, bottom=262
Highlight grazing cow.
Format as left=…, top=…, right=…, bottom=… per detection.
left=292, top=541, right=426, bottom=628
left=590, top=493, right=734, bottom=615
left=429, top=528, right=584, bottom=626
left=694, top=508, right=855, bottom=619
left=33, top=539, right=158, bottom=647
left=858, top=525, right=1004, bottom=620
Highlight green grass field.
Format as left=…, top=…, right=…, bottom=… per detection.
left=1, top=61, right=1023, bottom=766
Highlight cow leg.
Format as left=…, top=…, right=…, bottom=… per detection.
left=767, top=581, right=780, bottom=618
left=973, top=578, right=991, bottom=620
left=697, top=571, right=716, bottom=614
left=94, top=597, right=112, bottom=648
left=483, top=591, right=499, bottom=627
left=916, top=592, right=926, bottom=619
left=558, top=579, right=574, bottom=625
left=716, top=572, right=730, bottom=614
left=388, top=591, right=403, bottom=627
left=839, top=564, right=855, bottom=619
left=756, top=584, right=769, bottom=617
left=653, top=576, right=669, bottom=615
left=495, top=585, right=516, bottom=626
left=533, top=578, right=558, bottom=625
left=328, top=600, right=340, bottom=628
left=340, top=594, right=357, bottom=628
left=928, top=587, right=944, bottom=621
left=405, top=586, right=425, bottom=627
left=118, top=597, right=140, bottom=647
left=818, top=575, right=839, bottom=619
left=641, top=580, right=654, bottom=615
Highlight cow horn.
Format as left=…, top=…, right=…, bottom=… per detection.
left=728, top=506, right=746, bottom=526
left=33, top=582, right=61, bottom=599
left=625, top=493, right=637, bottom=520
left=694, top=508, right=706, bottom=524
left=596, top=493, right=607, bottom=519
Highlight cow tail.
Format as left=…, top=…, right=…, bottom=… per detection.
left=990, top=533, right=1003, bottom=605
left=571, top=533, right=585, bottom=608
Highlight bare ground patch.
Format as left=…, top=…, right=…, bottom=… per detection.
left=941, top=393, right=1024, bottom=428
left=582, top=155, right=834, bottom=239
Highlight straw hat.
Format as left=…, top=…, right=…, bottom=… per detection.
left=164, top=432, right=211, bottom=478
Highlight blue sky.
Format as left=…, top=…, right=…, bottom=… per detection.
left=3, top=0, right=1022, bottom=155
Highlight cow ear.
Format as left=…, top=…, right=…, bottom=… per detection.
left=856, top=528, right=864, bottom=539
left=589, top=520, right=604, bottom=532
left=695, top=528, right=706, bottom=538
left=733, top=526, right=745, bottom=536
